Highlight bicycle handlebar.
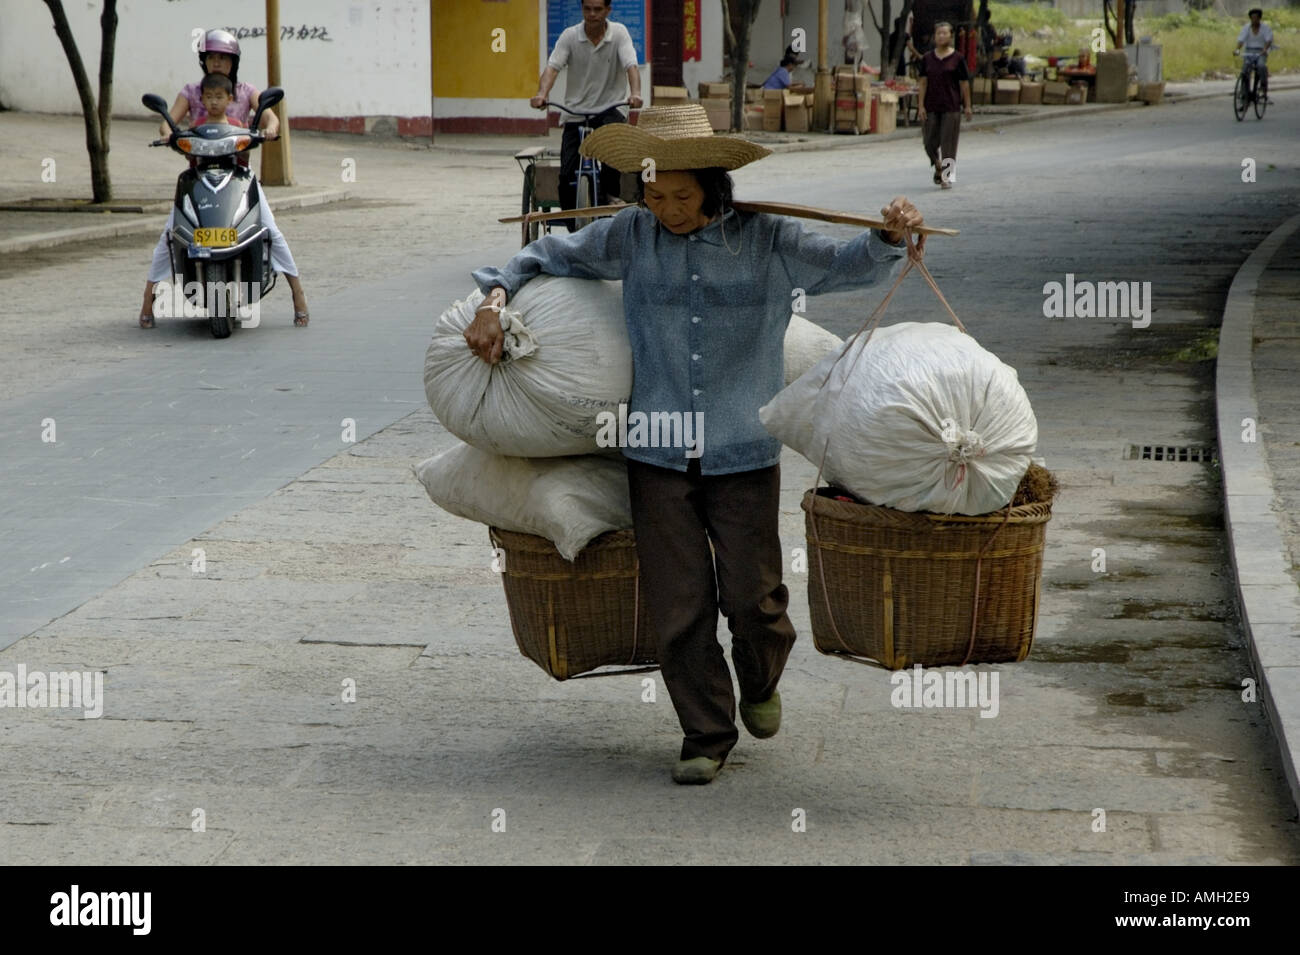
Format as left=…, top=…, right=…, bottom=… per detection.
left=540, top=100, right=634, bottom=120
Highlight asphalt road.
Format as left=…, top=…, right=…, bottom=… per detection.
left=2, top=93, right=1298, bottom=862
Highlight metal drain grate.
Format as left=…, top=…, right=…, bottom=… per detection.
left=1125, top=444, right=1217, bottom=463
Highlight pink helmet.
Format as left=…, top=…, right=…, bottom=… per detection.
left=197, top=29, right=241, bottom=83
left=199, top=29, right=240, bottom=57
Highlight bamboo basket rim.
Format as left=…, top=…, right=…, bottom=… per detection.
left=802, top=488, right=1053, bottom=527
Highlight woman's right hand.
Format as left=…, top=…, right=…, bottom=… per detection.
left=465, top=288, right=507, bottom=364
left=916, top=105, right=927, bottom=122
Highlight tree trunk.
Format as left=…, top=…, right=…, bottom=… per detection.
left=724, top=0, right=763, bottom=134
left=43, top=0, right=117, bottom=203
left=95, top=1, right=117, bottom=203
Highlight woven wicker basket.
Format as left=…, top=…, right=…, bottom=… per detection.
left=801, top=489, right=1051, bottom=669
left=488, top=527, right=657, bottom=680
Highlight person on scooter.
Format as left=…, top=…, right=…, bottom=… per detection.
left=138, top=29, right=309, bottom=328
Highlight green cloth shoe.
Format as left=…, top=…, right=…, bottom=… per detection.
left=672, top=756, right=723, bottom=785
left=739, top=690, right=782, bottom=739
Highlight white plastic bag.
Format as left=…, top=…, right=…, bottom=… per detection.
left=424, top=276, right=632, bottom=457
left=759, top=322, right=1038, bottom=515
left=413, top=443, right=632, bottom=561
left=783, top=315, right=843, bottom=386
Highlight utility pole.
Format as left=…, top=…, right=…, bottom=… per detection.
left=260, top=0, right=295, bottom=185
left=814, top=0, right=831, bottom=130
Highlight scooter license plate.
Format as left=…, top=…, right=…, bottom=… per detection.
left=194, top=227, right=237, bottom=247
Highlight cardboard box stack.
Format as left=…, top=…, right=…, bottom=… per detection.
left=870, top=89, right=898, bottom=135
left=1065, top=81, right=1088, bottom=105
left=698, top=81, right=732, bottom=132
left=971, top=76, right=991, bottom=105
left=763, top=88, right=784, bottom=130
left=1042, top=80, right=1069, bottom=105
left=652, top=85, right=689, bottom=107
left=1019, top=81, right=1043, bottom=105
left=783, top=90, right=809, bottom=132
left=833, top=68, right=871, bottom=134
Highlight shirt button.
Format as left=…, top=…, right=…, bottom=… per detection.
left=693, top=388, right=702, bottom=396
left=691, top=316, right=700, bottom=324
left=689, top=235, right=697, bottom=242
left=691, top=274, right=700, bottom=281
left=692, top=353, right=700, bottom=361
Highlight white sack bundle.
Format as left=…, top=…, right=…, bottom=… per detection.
left=413, top=442, right=632, bottom=561
left=759, top=322, right=1038, bottom=515
left=425, top=276, right=631, bottom=457
left=783, top=315, right=843, bottom=386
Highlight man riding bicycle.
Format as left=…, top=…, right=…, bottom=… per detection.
left=532, top=1, right=643, bottom=229
left=1235, top=8, right=1273, bottom=102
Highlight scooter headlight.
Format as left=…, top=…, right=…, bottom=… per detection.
left=181, top=194, right=199, bottom=226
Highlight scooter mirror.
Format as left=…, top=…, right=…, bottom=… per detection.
left=259, top=87, right=285, bottom=110
left=142, top=93, right=169, bottom=114
left=250, top=87, right=284, bottom=137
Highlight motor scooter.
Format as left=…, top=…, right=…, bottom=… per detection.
left=142, top=87, right=284, bottom=338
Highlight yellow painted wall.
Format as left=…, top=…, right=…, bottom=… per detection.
left=433, top=0, right=540, bottom=98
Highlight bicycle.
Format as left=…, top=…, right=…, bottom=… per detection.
left=1233, top=50, right=1268, bottom=121
left=544, top=101, right=631, bottom=233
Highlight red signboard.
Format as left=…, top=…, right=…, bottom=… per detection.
left=683, top=0, right=700, bottom=61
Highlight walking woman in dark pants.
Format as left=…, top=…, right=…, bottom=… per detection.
left=464, top=105, right=925, bottom=784
left=917, top=22, right=973, bottom=189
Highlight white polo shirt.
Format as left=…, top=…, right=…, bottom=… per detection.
left=1238, top=22, right=1274, bottom=53
left=548, top=20, right=638, bottom=122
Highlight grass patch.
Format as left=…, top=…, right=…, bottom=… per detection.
left=990, top=2, right=1300, bottom=80
left=1166, top=330, right=1219, bottom=363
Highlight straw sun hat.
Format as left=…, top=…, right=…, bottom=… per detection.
left=580, top=103, right=771, bottom=173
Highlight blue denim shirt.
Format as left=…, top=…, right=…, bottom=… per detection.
left=472, top=206, right=906, bottom=475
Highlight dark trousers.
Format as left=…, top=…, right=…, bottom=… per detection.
left=922, top=110, right=962, bottom=180
left=558, top=106, right=626, bottom=218
left=626, top=458, right=797, bottom=762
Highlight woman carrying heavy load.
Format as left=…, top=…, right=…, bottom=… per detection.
left=464, top=104, right=925, bottom=784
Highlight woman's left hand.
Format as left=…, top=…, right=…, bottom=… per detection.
left=880, top=196, right=924, bottom=247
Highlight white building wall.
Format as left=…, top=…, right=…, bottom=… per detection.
left=0, top=0, right=430, bottom=118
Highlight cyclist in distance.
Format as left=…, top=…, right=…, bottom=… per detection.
left=1235, top=8, right=1274, bottom=103
left=532, top=1, right=643, bottom=230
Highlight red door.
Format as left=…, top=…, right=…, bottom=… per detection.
left=650, top=1, right=683, bottom=88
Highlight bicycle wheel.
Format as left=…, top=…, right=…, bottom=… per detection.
left=1254, top=73, right=1267, bottom=119
left=520, top=165, right=541, bottom=245
left=1233, top=74, right=1249, bottom=121
left=573, top=169, right=595, bottom=232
